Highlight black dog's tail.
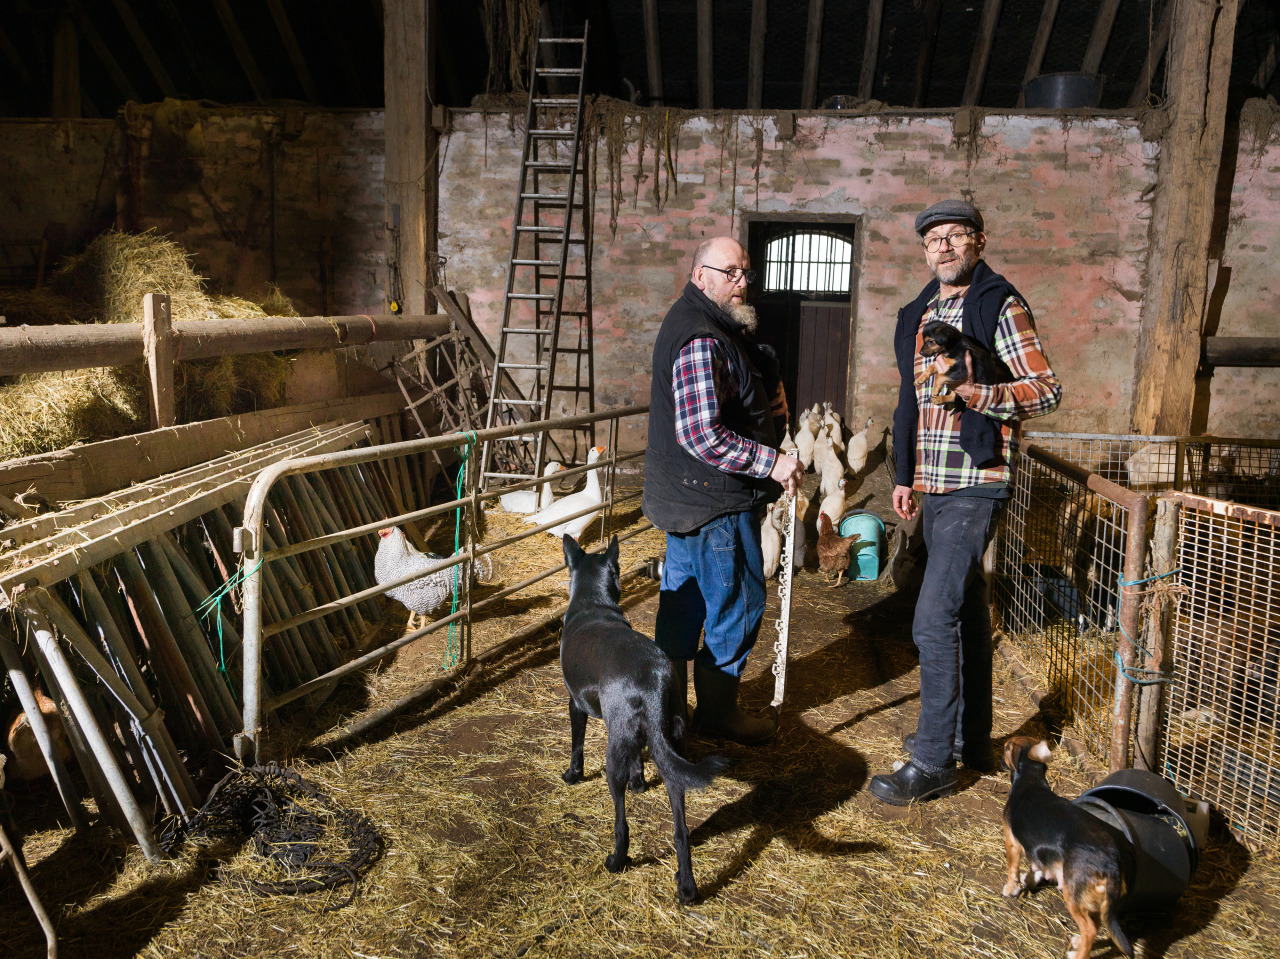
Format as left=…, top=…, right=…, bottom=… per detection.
left=647, top=717, right=726, bottom=791
left=1102, top=886, right=1134, bottom=958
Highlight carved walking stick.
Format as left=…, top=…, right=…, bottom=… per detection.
left=770, top=492, right=798, bottom=709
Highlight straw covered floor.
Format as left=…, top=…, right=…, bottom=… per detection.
left=2, top=468, right=1280, bottom=959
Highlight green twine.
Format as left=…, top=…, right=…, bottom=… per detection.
left=446, top=431, right=480, bottom=669
left=195, top=558, right=264, bottom=703
left=1113, top=567, right=1181, bottom=686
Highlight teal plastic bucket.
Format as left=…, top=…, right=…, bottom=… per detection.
left=837, top=510, right=886, bottom=580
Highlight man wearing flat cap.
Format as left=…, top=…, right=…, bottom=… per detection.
left=869, top=199, right=1061, bottom=805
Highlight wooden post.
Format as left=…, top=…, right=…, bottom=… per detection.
left=748, top=0, right=767, bottom=109
left=143, top=293, right=175, bottom=429
left=1130, top=0, right=1241, bottom=434
left=801, top=0, right=824, bottom=109
left=385, top=0, right=429, bottom=322
left=858, top=0, right=883, bottom=101
left=643, top=0, right=663, bottom=104
left=962, top=0, right=1002, bottom=106
left=1136, top=497, right=1179, bottom=771
left=697, top=0, right=714, bottom=108
left=1018, top=0, right=1060, bottom=107
left=51, top=17, right=80, bottom=119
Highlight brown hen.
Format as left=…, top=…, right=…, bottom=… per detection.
left=816, top=513, right=859, bottom=587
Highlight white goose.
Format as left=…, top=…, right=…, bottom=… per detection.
left=497, top=461, right=565, bottom=514
left=532, top=446, right=606, bottom=540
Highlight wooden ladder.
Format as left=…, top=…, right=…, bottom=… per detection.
left=480, top=23, right=595, bottom=490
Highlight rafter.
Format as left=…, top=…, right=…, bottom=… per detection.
left=858, top=0, right=884, bottom=100
left=913, top=0, right=943, bottom=108
left=801, top=0, right=825, bottom=109
left=267, top=0, right=319, bottom=102
left=0, top=24, right=35, bottom=92
left=210, top=0, right=270, bottom=101
left=110, top=0, right=178, bottom=98
left=697, top=0, right=713, bottom=108
left=1128, top=0, right=1175, bottom=108
left=67, top=0, right=139, bottom=101
left=748, top=0, right=767, bottom=109
left=962, top=0, right=1002, bottom=106
left=1252, top=31, right=1279, bottom=90
left=643, top=0, right=663, bottom=104
left=1018, top=0, right=1060, bottom=108
left=154, top=0, right=216, bottom=94
left=1081, top=0, right=1122, bottom=76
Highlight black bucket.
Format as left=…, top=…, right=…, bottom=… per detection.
left=1023, top=72, right=1104, bottom=109
left=1074, top=768, right=1205, bottom=912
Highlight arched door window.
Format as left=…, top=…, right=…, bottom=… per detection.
left=763, top=231, right=853, bottom=296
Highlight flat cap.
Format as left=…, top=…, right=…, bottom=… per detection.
left=915, top=199, right=984, bottom=236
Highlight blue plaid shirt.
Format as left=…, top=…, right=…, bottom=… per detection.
left=672, top=337, right=777, bottom=478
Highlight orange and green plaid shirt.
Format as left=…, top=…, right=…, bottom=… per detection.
left=911, top=291, right=1061, bottom=493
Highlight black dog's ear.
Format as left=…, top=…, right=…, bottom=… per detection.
left=563, top=534, right=584, bottom=568
left=605, top=535, right=620, bottom=568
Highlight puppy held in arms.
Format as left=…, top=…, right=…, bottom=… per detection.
left=559, top=534, right=726, bottom=903
left=914, top=319, right=1013, bottom=410
left=1003, top=737, right=1135, bottom=959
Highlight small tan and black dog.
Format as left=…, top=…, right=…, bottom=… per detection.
left=1002, top=737, right=1135, bottom=959
left=914, top=320, right=1013, bottom=410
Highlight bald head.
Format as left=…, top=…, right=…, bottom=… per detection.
left=691, top=236, right=746, bottom=275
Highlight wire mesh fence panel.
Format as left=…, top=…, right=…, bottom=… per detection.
left=1025, top=432, right=1178, bottom=489
left=993, top=447, right=1135, bottom=760
left=1161, top=494, right=1280, bottom=849
left=1180, top=439, right=1280, bottom=510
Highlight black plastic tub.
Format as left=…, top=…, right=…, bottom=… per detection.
left=1024, top=72, right=1105, bottom=109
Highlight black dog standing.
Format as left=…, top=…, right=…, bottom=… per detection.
left=559, top=535, right=726, bottom=903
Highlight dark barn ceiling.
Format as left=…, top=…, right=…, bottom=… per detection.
left=1, top=1, right=1279, bottom=117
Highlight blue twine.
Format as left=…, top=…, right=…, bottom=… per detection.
left=1112, top=567, right=1180, bottom=685
left=195, top=557, right=264, bottom=703
left=446, top=431, right=480, bottom=669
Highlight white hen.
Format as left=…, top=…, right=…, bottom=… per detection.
left=497, top=461, right=565, bottom=514
left=795, top=425, right=816, bottom=472
left=780, top=428, right=798, bottom=460
left=817, top=438, right=846, bottom=498
left=375, top=526, right=496, bottom=629
left=761, top=501, right=781, bottom=579
left=846, top=417, right=874, bottom=475
left=532, top=446, right=606, bottom=540
left=818, top=478, right=846, bottom=527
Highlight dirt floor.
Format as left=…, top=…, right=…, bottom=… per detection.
left=3, top=441, right=1280, bottom=958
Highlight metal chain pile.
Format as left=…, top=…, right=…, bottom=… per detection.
left=162, top=762, right=382, bottom=910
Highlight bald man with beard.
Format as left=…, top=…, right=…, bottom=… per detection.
left=642, top=236, right=803, bottom=745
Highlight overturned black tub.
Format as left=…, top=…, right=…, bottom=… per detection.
left=1074, top=768, right=1210, bottom=912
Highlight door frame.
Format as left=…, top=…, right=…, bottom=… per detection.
left=740, top=211, right=865, bottom=423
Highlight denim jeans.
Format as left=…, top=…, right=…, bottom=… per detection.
left=655, top=509, right=766, bottom=678
left=911, top=493, right=1006, bottom=771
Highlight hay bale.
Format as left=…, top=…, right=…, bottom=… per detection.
left=0, top=231, right=299, bottom=461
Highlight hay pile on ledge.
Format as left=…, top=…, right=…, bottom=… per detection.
left=0, top=231, right=296, bottom=461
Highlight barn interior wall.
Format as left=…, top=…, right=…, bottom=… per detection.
left=2, top=101, right=1276, bottom=445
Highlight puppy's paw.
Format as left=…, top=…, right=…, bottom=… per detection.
left=604, top=853, right=630, bottom=873
left=561, top=768, right=583, bottom=785
left=1002, top=879, right=1025, bottom=897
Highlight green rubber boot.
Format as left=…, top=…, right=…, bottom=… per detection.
left=692, top=661, right=777, bottom=745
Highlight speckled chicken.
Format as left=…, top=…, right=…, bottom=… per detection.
left=375, top=526, right=495, bottom=628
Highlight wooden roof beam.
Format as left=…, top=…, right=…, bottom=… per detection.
left=211, top=0, right=271, bottom=101
left=0, top=24, right=35, bottom=92
left=801, top=0, right=824, bottom=109
left=67, top=0, right=139, bottom=101
left=858, top=0, right=884, bottom=100
left=154, top=0, right=216, bottom=94
left=267, top=0, right=319, bottom=102
left=697, top=0, right=713, bottom=108
left=110, top=0, right=178, bottom=98
left=748, top=0, right=767, bottom=109
left=1018, top=0, right=1060, bottom=107
left=1081, top=0, right=1122, bottom=76
left=1128, top=0, right=1175, bottom=107
left=1253, top=32, right=1279, bottom=90
left=913, top=0, right=943, bottom=108
left=643, top=0, right=664, bottom=104
left=961, top=0, right=1002, bottom=106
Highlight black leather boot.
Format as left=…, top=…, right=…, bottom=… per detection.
left=692, top=661, right=777, bottom=745
left=902, top=733, right=999, bottom=773
left=868, top=760, right=958, bottom=805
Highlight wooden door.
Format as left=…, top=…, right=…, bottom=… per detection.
left=795, top=301, right=851, bottom=415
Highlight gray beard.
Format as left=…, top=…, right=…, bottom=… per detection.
left=727, top=302, right=758, bottom=333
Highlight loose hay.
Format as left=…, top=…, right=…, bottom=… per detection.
left=4, top=487, right=1280, bottom=958
left=0, top=231, right=295, bottom=459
